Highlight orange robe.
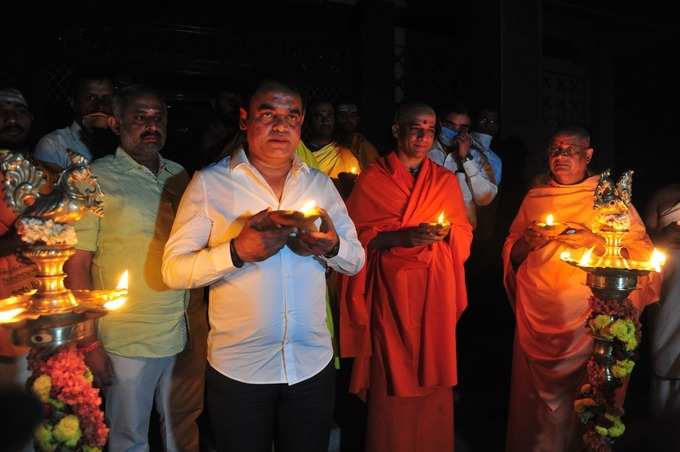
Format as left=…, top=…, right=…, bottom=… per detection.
left=339, top=152, right=472, bottom=452
left=502, top=175, right=660, bottom=452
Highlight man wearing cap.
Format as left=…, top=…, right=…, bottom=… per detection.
left=34, top=74, right=115, bottom=168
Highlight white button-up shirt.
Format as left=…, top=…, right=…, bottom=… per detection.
left=162, top=147, right=365, bottom=385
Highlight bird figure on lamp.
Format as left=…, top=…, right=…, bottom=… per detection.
left=593, top=169, right=634, bottom=232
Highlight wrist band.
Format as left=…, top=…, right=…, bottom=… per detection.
left=79, top=340, right=101, bottom=354
left=230, top=239, right=244, bottom=268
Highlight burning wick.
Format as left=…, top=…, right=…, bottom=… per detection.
left=300, top=201, right=321, bottom=218
left=104, top=270, right=129, bottom=310
left=0, top=307, right=25, bottom=323
left=650, top=248, right=667, bottom=273
left=578, top=247, right=595, bottom=267
left=433, top=211, right=449, bottom=227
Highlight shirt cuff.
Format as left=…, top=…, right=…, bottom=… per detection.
left=215, top=240, right=243, bottom=273
left=322, top=237, right=348, bottom=264
left=462, top=159, right=481, bottom=176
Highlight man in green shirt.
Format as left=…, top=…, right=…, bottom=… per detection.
left=65, top=85, right=206, bottom=452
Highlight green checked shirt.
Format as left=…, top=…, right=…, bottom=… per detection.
left=75, top=147, right=189, bottom=358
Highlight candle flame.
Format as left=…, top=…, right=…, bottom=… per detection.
left=300, top=200, right=318, bottom=217
left=578, top=247, right=595, bottom=267
left=546, top=214, right=554, bottom=226
left=350, top=166, right=357, bottom=174
left=438, top=211, right=446, bottom=225
left=0, top=307, right=25, bottom=323
left=650, top=248, right=667, bottom=273
left=116, top=270, right=129, bottom=290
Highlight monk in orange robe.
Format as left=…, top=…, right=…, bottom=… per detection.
left=339, top=103, right=472, bottom=452
left=503, top=126, right=660, bottom=452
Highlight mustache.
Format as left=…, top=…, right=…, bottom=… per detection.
left=141, top=131, right=162, bottom=140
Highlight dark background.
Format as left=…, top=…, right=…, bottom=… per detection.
left=4, top=1, right=679, bottom=451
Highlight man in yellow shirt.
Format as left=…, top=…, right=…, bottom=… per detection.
left=296, top=100, right=359, bottom=180
left=65, top=85, right=206, bottom=452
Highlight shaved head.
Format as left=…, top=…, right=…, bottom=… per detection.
left=395, top=103, right=436, bottom=129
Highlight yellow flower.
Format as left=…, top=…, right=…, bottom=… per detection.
left=610, top=319, right=635, bottom=342
left=34, top=423, right=57, bottom=451
left=82, top=446, right=102, bottom=452
left=590, top=315, right=613, bottom=335
left=613, top=359, right=635, bottom=378
left=31, top=374, right=52, bottom=403
left=53, top=415, right=82, bottom=448
left=83, top=367, right=94, bottom=384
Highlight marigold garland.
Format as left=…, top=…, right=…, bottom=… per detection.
left=28, top=344, right=108, bottom=451
left=575, top=296, right=641, bottom=451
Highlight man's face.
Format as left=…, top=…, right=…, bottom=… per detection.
left=309, top=102, right=334, bottom=139
left=548, top=133, right=592, bottom=185
left=397, top=112, right=437, bottom=161
left=441, top=112, right=471, bottom=133
left=0, top=101, right=32, bottom=149
left=116, top=95, right=167, bottom=157
left=336, top=105, right=359, bottom=134
left=242, top=89, right=304, bottom=164
left=74, top=79, right=114, bottom=130
left=476, top=110, right=499, bottom=135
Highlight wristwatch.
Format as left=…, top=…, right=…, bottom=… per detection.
left=324, top=240, right=340, bottom=259
left=230, top=239, right=244, bottom=268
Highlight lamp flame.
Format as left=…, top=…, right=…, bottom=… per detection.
left=579, top=247, right=595, bottom=267
left=650, top=248, right=667, bottom=273
left=437, top=211, right=446, bottom=225
left=104, top=271, right=129, bottom=310
left=116, top=270, right=128, bottom=290
left=0, top=307, right=25, bottom=323
left=300, top=201, right=319, bottom=217
left=350, top=166, right=357, bottom=175
left=546, top=214, right=554, bottom=226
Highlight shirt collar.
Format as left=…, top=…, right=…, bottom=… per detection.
left=114, top=146, right=167, bottom=174
left=69, top=121, right=83, bottom=136
left=230, top=146, right=310, bottom=175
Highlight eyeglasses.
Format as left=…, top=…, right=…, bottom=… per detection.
left=547, top=145, right=585, bottom=157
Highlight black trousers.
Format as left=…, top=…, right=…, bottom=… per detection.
left=206, top=361, right=335, bottom=452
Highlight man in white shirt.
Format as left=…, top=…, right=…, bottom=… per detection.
left=34, top=73, right=115, bottom=168
left=428, top=104, right=498, bottom=228
left=162, top=80, right=365, bottom=452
